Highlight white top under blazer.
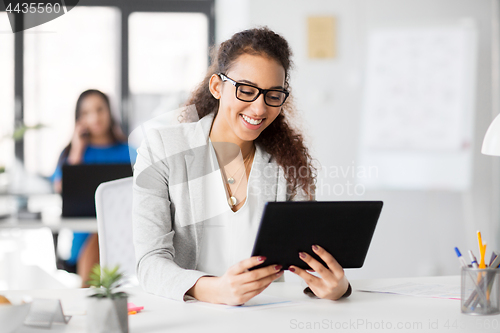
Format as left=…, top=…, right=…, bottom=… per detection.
left=196, top=138, right=262, bottom=276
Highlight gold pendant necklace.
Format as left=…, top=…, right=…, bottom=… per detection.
left=225, top=147, right=255, bottom=207
left=227, top=165, right=247, bottom=206
left=226, top=156, right=247, bottom=184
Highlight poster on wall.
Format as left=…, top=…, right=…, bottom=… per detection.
left=358, top=22, right=477, bottom=191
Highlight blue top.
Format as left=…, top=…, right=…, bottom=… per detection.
left=52, top=142, right=137, bottom=265
left=52, top=142, right=137, bottom=182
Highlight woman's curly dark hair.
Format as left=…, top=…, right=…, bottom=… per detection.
left=184, top=26, right=317, bottom=200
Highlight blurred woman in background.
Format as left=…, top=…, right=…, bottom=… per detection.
left=52, top=89, right=136, bottom=287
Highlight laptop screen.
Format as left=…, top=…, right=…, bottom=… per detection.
left=62, top=164, right=133, bottom=217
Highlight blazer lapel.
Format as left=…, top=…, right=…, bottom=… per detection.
left=183, top=113, right=231, bottom=227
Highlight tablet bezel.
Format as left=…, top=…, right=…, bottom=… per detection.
left=250, top=201, right=383, bottom=271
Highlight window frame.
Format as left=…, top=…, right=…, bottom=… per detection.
left=1, top=0, right=215, bottom=163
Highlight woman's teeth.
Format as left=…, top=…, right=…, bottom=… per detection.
left=241, top=114, right=263, bottom=125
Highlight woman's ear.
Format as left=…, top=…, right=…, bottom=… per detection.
left=208, top=74, right=222, bottom=100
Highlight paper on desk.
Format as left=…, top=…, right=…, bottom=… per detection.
left=186, top=294, right=300, bottom=311
left=357, top=282, right=461, bottom=300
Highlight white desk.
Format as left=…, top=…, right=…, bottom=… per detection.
left=4, top=275, right=500, bottom=333
left=0, top=194, right=97, bottom=232
left=0, top=217, right=97, bottom=233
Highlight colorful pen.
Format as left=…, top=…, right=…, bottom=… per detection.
left=491, top=252, right=500, bottom=269
left=477, top=231, right=487, bottom=269
left=489, top=252, right=497, bottom=266
left=468, top=250, right=479, bottom=268
left=492, top=252, right=500, bottom=268
left=455, top=247, right=468, bottom=267
left=480, top=243, right=487, bottom=269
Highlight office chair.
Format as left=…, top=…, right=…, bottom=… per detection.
left=95, top=176, right=138, bottom=285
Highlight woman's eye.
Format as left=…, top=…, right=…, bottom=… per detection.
left=268, top=94, right=282, bottom=101
left=240, top=90, right=253, bottom=95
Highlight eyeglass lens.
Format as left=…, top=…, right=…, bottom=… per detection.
left=236, top=85, right=286, bottom=106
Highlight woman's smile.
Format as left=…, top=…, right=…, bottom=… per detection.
left=240, top=113, right=265, bottom=129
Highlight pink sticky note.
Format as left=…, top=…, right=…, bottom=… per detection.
left=127, top=302, right=144, bottom=312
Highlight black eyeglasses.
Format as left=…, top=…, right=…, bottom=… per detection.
left=218, top=73, right=289, bottom=107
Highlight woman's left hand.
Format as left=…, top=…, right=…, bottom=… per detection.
left=289, top=244, right=349, bottom=300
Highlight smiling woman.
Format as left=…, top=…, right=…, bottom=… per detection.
left=132, top=27, right=352, bottom=306
left=186, top=28, right=316, bottom=202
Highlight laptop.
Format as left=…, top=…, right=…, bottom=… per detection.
left=62, top=164, right=133, bottom=217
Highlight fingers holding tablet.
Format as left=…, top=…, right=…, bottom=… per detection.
left=288, top=264, right=321, bottom=285
left=289, top=246, right=349, bottom=300
left=305, top=249, right=336, bottom=278
left=240, top=265, right=283, bottom=293
left=311, top=244, right=345, bottom=278
left=217, top=256, right=283, bottom=305
left=231, top=255, right=267, bottom=275
left=239, top=261, right=283, bottom=284
left=287, top=250, right=329, bottom=285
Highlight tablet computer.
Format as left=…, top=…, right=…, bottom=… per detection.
left=250, top=201, right=383, bottom=271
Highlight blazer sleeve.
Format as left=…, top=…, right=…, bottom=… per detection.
left=132, top=128, right=210, bottom=302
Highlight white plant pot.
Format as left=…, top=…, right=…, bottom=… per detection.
left=86, top=297, right=128, bottom=333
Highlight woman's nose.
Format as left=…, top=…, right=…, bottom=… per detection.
left=250, top=93, right=267, bottom=116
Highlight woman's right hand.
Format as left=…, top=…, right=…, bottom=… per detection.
left=67, top=120, right=89, bottom=164
left=187, top=256, right=283, bottom=305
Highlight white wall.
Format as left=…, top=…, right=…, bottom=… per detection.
left=215, top=0, right=251, bottom=43
left=216, top=0, right=500, bottom=280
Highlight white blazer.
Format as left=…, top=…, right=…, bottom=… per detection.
left=132, top=112, right=311, bottom=301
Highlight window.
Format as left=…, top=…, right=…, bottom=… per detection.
left=0, top=15, right=15, bottom=172
left=128, top=12, right=208, bottom=130
left=1, top=0, right=214, bottom=186
left=23, top=7, right=121, bottom=177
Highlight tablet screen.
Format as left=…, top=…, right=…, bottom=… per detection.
left=250, top=201, right=383, bottom=271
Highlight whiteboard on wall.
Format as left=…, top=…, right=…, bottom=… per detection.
left=358, top=22, right=477, bottom=191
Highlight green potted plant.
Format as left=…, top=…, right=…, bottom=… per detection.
left=0, top=124, right=45, bottom=193
left=86, top=264, right=129, bottom=333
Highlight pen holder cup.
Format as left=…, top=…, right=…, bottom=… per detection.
left=461, top=266, right=500, bottom=315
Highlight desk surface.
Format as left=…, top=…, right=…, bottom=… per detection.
left=0, top=217, right=97, bottom=232
left=0, top=194, right=97, bottom=232
left=4, top=275, right=500, bottom=333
